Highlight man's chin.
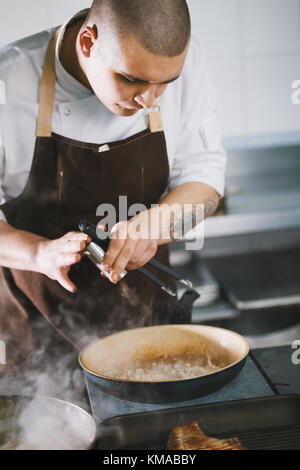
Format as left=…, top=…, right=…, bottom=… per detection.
left=94, top=93, right=141, bottom=116
left=121, top=108, right=140, bottom=116
left=105, top=103, right=141, bottom=116
left=115, top=105, right=140, bottom=116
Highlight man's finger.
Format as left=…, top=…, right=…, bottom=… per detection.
left=126, top=239, right=158, bottom=270
left=109, top=239, right=137, bottom=283
left=110, top=221, right=129, bottom=240
left=58, top=253, right=81, bottom=268
left=127, top=238, right=147, bottom=264
left=62, top=232, right=91, bottom=242
left=57, top=271, right=78, bottom=293
left=101, top=238, right=124, bottom=271
left=62, top=240, right=87, bottom=254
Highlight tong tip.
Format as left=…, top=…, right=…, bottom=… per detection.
left=161, top=286, right=177, bottom=297
left=179, top=279, right=193, bottom=289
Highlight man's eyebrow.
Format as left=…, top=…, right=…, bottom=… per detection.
left=120, top=72, right=180, bottom=85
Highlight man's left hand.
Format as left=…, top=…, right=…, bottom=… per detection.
left=100, top=209, right=159, bottom=284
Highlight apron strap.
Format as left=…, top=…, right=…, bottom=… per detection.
left=36, top=28, right=61, bottom=137
left=148, top=100, right=164, bottom=133
left=36, top=28, right=164, bottom=137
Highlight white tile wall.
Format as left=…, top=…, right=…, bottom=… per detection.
left=244, top=55, right=300, bottom=135
left=188, top=0, right=300, bottom=141
left=241, top=0, right=300, bottom=55
left=0, top=0, right=299, bottom=141
left=188, top=0, right=240, bottom=58
left=45, top=1, right=91, bottom=29
left=0, top=0, right=49, bottom=43
left=206, top=57, right=245, bottom=137
left=0, top=0, right=90, bottom=46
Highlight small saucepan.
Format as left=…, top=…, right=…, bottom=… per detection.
left=0, top=395, right=97, bottom=450
left=79, top=324, right=250, bottom=404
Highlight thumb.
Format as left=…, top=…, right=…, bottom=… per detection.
left=57, top=269, right=78, bottom=293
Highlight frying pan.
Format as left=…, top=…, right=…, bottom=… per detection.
left=79, top=324, right=250, bottom=404
left=0, top=395, right=97, bottom=450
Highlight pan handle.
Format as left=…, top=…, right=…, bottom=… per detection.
left=170, top=289, right=200, bottom=324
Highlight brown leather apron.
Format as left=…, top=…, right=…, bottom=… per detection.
left=0, top=29, right=177, bottom=372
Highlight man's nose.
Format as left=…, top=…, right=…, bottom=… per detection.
left=134, top=85, right=157, bottom=109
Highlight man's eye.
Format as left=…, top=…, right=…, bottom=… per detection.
left=119, top=75, right=136, bottom=84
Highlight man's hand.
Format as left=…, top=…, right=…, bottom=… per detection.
left=100, top=210, right=159, bottom=284
left=35, top=231, right=91, bottom=293
left=99, top=182, right=220, bottom=284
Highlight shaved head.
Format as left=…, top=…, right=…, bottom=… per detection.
left=70, top=0, right=191, bottom=115
left=85, top=0, right=191, bottom=57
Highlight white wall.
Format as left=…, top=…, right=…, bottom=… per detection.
left=188, top=0, right=300, bottom=142
left=1, top=0, right=299, bottom=142
left=0, top=0, right=91, bottom=45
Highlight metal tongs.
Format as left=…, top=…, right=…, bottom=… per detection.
left=78, top=219, right=193, bottom=297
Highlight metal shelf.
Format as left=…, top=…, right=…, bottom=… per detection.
left=184, top=144, right=300, bottom=239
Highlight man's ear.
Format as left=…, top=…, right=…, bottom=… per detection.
left=79, top=25, right=98, bottom=58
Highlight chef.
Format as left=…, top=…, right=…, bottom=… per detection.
left=0, top=0, right=226, bottom=370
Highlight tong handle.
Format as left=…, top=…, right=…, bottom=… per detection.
left=78, top=220, right=190, bottom=298
left=78, top=219, right=109, bottom=250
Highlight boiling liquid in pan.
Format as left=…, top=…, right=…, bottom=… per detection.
left=118, top=355, right=223, bottom=382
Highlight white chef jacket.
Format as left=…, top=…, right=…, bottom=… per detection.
left=0, top=10, right=227, bottom=223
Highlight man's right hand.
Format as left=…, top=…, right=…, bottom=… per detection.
left=0, top=221, right=91, bottom=294
left=35, top=232, right=91, bottom=293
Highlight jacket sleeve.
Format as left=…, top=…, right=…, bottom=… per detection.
left=169, top=40, right=227, bottom=197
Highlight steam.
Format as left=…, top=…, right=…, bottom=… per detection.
left=0, top=315, right=98, bottom=450
left=1, top=273, right=177, bottom=450
left=119, top=281, right=154, bottom=325
left=14, top=396, right=95, bottom=450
